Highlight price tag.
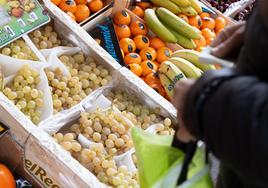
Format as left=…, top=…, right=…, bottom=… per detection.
left=0, top=0, right=50, bottom=48
left=0, top=123, right=9, bottom=138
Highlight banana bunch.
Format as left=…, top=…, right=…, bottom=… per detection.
left=145, top=6, right=202, bottom=49
left=150, top=0, right=202, bottom=15
left=159, top=49, right=216, bottom=99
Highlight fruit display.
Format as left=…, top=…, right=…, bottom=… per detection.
left=113, top=9, right=175, bottom=99
left=51, top=0, right=105, bottom=23
left=206, top=0, right=257, bottom=21
left=53, top=89, right=174, bottom=187
left=159, top=49, right=216, bottom=99
left=46, top=52, right=111, bottom=113
left=234, top=0, right=256, bottom=21
left=2, top=64, right=44, bottom=124
left=140, top=4, right=226, bottom=50
left=0, top=0, right=253, bottom=187
left=28, top=24, right=70, bottom=49
left=206, top=0, right=239, bottom=13
left=5, top=0, right=37, bottom=18
left=0, top=39, right=38, bottom=61
left=112, top=1, right=227, bottom=100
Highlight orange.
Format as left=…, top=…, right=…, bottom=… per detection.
left=114, top=25, right=131, bottom=40
left=202, top=28, right=215, bottom=39
left=149, top=83, right=165, bottom=97
left=144, top=72, right=159, bottom=85
left=130, top=21, right=148, bottom=36
left=215, top=17, right=226, bottom=32
left=124, top=53, right=142, bottom=65
left=201, top=17, right=215, bottom=30
left=133, top=35, right=150, bottom=50
left=114, top=10, right=131, bottom=25
left=206, top=37, right=214, bottom=45
left=140, top=60, right=157, bottom=77
left=130, top=6, right=144, bottom=18
left=74, top=4, right=90, bottom=22
left=51, top=0, right=61, bottom=5
left=88, top=0, right=103, bottom=13
left=129, top=63, right=143, bottom=77
left=140, top=47, right=157, bottom=61
left=194, top=35, right=206, bottom=47
left=59, top=0, right=77, bottom=14
left=200, top=12, right=210, bottom=19
left=196, top=46, right=205, bottom=52
left=154, top=61, right=160, bottom=69
left=178, top=14, right=189, bottom=23
left=136, top=2, right=151, bottom=9
left=188, top=15, right=202, bottom=29
left=0, top=164, right=16, bottom=188
left=119, top=38, right=136, bottom=54
left=75, top=0, right=87, bottom=4
left=66, top=11, right=76, bottom=21
left=216, top=28, right=224, bottom=36
left=156, top=47, right=173, bottom=63
left=149, top=37, right=166, bottom=50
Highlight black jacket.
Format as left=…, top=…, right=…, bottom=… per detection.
left=182, top=3, right=268, bottom=188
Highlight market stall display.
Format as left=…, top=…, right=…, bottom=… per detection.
left=0, top=0, right=254, bottom=187
left=49, top=0, right=111, bottom=24
left=88, top=0, right=232, bottom=101
left=50, top=89, right=174, bottom=187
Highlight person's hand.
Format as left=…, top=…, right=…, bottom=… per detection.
left=172, top=80, right=196, bottom=143
left=211, top=22, right=246, bottom=58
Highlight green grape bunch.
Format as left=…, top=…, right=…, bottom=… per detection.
left=2, top=64, right=44, bottom=124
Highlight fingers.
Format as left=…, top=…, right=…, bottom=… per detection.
left=210, top=22, right=246, bottom=48
left=211, top=25, right=245, bottom=58
left=172, top=79, right=195, bottom=110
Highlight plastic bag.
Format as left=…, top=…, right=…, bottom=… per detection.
left=40, top=46, right=81, bottom=76
left=132, top=128, right=213, bottom=188
left=0, top=54, right=53, bottom=122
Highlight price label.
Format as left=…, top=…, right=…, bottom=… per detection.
left=0, top=0, right=50, bottom=48
left=0, top=123, right=9, bottom=137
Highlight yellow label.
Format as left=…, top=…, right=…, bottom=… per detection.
left=25, top=159, right=60, bottom=188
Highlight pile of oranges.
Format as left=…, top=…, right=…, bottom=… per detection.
left=184, top=12, right=226, bottom=51
left=113, top=9, right=174, bottom=98
left=51, top=0, right=104, bottom=23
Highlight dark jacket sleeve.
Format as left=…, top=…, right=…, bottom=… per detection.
left=183, top=68, right=268, bottom=186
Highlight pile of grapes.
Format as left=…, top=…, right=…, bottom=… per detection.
left=53, top=90, right=175, bottom=187
left=0, top=39, right=38, bottom=61
left=234, top=0, right=256, bottom=21
left=3, top=65, right=44, bottom=124
left=207, top=0, right=257, bottom=21
left=206, top=0, right=240, bottom=12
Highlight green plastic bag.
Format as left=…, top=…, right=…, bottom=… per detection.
left=131, top=128, right=213, bottom=188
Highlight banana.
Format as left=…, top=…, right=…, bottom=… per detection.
left=159, top=61, right=186, bottom=84
left=165, top=24, right=196, bottom=49
left=156, top=8, right=200, bottom=39
left=144, top=9, right=177, bottom=43
left=188, top=0, right=203, bottom=13
left=150, top=0, right=181, bottom=14
left=180, top=6, right=198, bottom=16
left=169, top=57, right=203, bottom=78
left=169, top=0, right=190, bottom=7
left=159, top=73, right=174, bottom=100
left=171, top=49, right=216, bottom=71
